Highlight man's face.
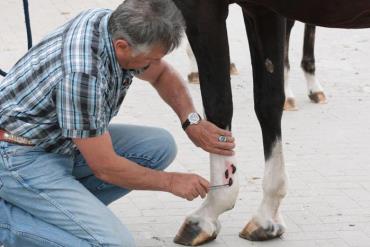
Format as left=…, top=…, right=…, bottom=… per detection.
left=113, top=39, right=166, bottom=70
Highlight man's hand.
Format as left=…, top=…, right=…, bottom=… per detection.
left=185, top=120, right=235, bottom=156
left=73, top=133, right=210, bottom=200
left=168, top=172, right=210, bottom=201
left=136, top=60, right=235, bottom=156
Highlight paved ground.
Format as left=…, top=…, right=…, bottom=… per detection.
left=2, top=1, right=370, bottom=246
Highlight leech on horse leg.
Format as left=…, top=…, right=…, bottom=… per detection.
left=174, top=154, right=239, bottom=246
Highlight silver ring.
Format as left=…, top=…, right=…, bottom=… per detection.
left=218, top=135, right=227, bottom=142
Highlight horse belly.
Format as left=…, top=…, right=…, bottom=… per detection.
left=250, top=0, right=370, bottom=28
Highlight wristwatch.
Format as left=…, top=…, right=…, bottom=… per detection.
left=182, top=112, right=202, bottom=130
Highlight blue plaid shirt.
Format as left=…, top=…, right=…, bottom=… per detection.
left=0, top=9, right=142, bottom=155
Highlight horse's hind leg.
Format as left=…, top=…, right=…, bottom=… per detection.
left=284, top=19, right=298, bottom=111
left=240, top=4, right=288, bottom=241
left=301, top=24, right=327, bottom=104
left=186, top=42, right=200, bottom=83
left=186, top=42, right=239, bottom=84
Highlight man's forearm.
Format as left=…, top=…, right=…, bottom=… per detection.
left=152, top=63, right=197, bottom=122
left=74, top=133, right=174, bottom=192
left=97, top=154, right=172, bottom=192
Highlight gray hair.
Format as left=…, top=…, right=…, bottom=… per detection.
left=108, top=0, right=185, bottom=54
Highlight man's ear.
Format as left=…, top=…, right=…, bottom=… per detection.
left=113, top=39, right=130, bottom=50
left=113, top=39, right=131, bottom=58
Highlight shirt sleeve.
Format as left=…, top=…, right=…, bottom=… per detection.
left=55, top=72, right=107, bottom=138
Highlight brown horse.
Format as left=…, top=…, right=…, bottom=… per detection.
left=172, top=0, right=370, bottom=245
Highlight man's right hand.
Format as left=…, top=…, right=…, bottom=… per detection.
left=167, top=172, right=210, bottom=201
left=74, top=133, right=210, bottom=198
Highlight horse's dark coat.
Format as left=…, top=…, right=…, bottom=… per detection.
left=253, top=0, right=370, bottom=28
left=173, top=0, right=370, bottom=160
left=172, top=1, right=370, bottom=243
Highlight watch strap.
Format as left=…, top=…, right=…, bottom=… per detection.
left=182, top=119, right=191, bottom=130
left=182, top=113, right=201, bottom=131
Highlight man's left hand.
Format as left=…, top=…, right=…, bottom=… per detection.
left=185, top=120, right=235, bottom=156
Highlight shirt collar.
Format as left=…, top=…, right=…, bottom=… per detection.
left=100, top=12, right=124, bottom=79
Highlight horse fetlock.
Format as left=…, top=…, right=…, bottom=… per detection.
left=262, top=172, right=288, bottom=199
left=209, top=175, right=239, bottom=214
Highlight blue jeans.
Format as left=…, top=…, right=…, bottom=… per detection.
left=0, top=124, right=177, bottom=247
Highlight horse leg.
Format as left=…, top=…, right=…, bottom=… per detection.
left=186, top=41, right=239, bottom=84
left=239, top=4, right=288, bottom=241
left=301, top=24, right=327, bottom=103
left=186, top=42, right=200, bottom=83
left=284, top=19, right=298, bottom=111
left=173, top=1, right=239, bottom=245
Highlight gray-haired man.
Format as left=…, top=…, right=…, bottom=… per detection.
left=0, top=0, right=234, bottom=246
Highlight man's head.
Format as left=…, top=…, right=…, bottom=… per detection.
left=108, top=0, right=185, bottom=69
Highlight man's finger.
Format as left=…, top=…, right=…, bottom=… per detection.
left=212, top=132, right=233, bottom=144
left=195, top=184, right=207, bottom=199
left=198, top=176, right=210, bottom=192
left=226, top=136, right=235, bottom=143
left=215, top=128, right=233, bottom=137
left=186, top=196, right=193, bottom=201
left=214, top=141, right=235, bottom=150
left=186, top=192, right=195, bottom=201
left=191, top=189, right=199, bottom=199
left=208, top=135, right=235, bottom=149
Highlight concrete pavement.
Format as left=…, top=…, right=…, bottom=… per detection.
left=1, top=1, right=370, bottom=246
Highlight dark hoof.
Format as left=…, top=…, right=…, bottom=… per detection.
left=174, top=221, right=217, bottom=246
left=284, top=97, right=298, bottom=111
left=230, top=63, right=239, bottom=75
left=239, top=220, right=285, bottom=241
left=188, top=72, right=200, bottom=84
left=309, top=91, right=327, bottom=104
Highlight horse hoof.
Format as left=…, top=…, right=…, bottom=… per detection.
left=188, top=72, right=200, bottom=84
left=284, top=97, right=298, bottom=111
left=239, top=219, right=285, bottom=241
left=309, top=91, right=327, bottom=104
left=174, top=218, right=219, bottom=246
left=230, top=63, right=239, bottom=75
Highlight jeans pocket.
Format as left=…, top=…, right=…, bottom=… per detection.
left=5, top=145, right=42, bottom=157
left=3, top=146, right=42, bottom=171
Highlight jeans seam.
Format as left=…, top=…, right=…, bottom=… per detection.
left=123, top=153, right=158, bottom=166
left=7, top=170, right=103, bottom=247
left=0, top=223, right=64, bottom=247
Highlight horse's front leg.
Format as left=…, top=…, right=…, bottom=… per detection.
left=173, top=0, right=239, bottom=246
left=175, top=154, right=239, bottom=246
left=240, top=5, right=288, bottom=241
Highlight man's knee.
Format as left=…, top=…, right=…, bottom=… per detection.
left=152, top=128, right=177, bottom=170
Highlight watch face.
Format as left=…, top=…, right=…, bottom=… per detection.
left=189, top=113, right=200, bottom=124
